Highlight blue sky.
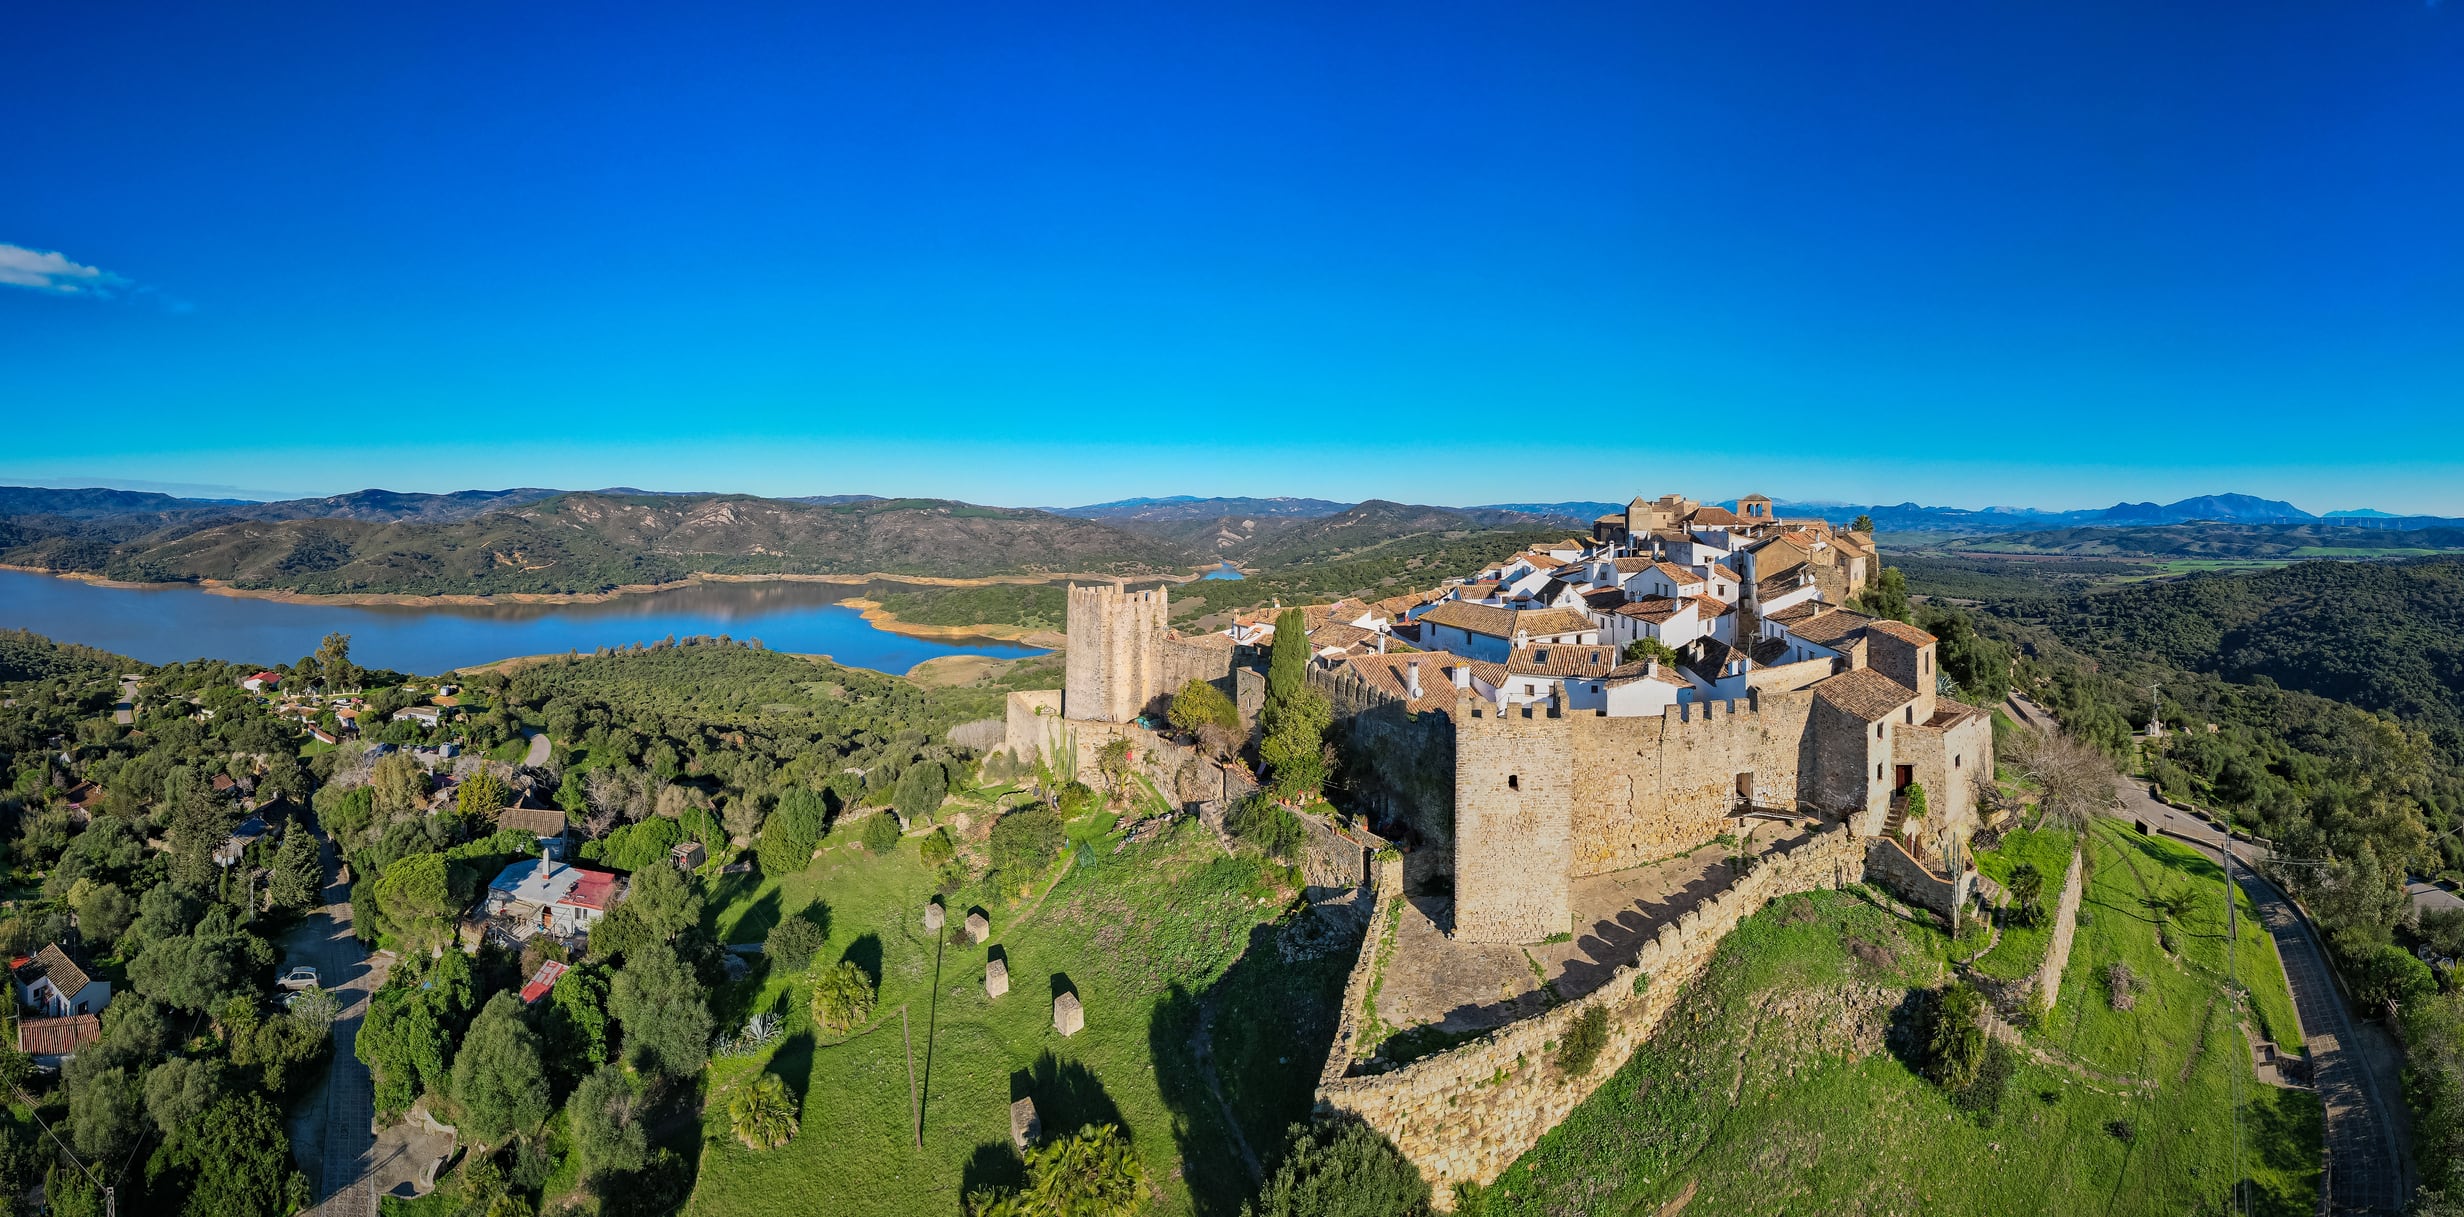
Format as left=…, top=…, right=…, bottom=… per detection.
left=5, top=1, right=2461, bottom=513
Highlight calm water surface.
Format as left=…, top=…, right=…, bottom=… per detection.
left=0, top=570, right=1045, bottom=676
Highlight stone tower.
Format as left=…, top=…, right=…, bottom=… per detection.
left=1064, top=582, right=1169, bottom=723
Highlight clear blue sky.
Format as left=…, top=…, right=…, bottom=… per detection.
left=5, top=1, right=2461, bottom=512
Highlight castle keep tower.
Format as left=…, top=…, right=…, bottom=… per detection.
left=1064, top=582, right=1169, bottom=724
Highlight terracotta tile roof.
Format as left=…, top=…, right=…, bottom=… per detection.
left=17, top=1014, right=99, bottom=1059
left=1814, top=668, right=1919, bottom=721
left=1692, top=595, right=1734, bottom=617
left=1689, top=505, right=1741, bottom=525
left=1333, top=653, right=1461, bottom=713
left=1420, top=600, right=1517, bottom=638
left=519, top=959, right=569, bottom=1005
left=16, top=944, right=91, bottom=997
left=1613, top=597, right=1692, bottom=624
left=1309, top=622, right=1380, bottom=654
left=1514, top=607, right=1598, bottom=638
left=1580, top=587, right=1625, bottom=612
left=1371, top=590, right=1442, bottom=618
left=497, top=803, right=567, bottom=838
left=1927, top=703, right=1985, bottom=728
left=1765, top=602, right=1823, bottom=625
left=1784, top=608, right=1879, bottom=648
left=1507, top=645, right=1619, bottom=678
left=1707, top=563, right=1739, bottom=581
left=1648, top=562, right=1703, bottom=585
left=1864, top=619, right=1938, bottom=647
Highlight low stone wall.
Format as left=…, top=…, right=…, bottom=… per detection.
left=2034, top=848, right=2086, bottom=1009
left=1293, top=809, right=1386, bottom=891
left=1314, top=826, right=1869, bottom=1206
left=1864, top=835, right=1975, bottom=924
left=1001, top=692, right=1254, bottom=810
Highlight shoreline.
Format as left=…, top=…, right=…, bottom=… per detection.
left=836, top=597, right=1068, bottom=650
left=0, top=563, right=1211, bottom=612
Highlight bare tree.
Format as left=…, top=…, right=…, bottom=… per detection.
left=2007, top=726, right=2120, bottom=832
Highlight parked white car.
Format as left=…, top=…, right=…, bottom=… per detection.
left=276, top=966, right=321, bottom=991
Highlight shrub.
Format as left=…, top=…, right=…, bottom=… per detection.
left=2105, top=961, right=2142, bottom=1011
left=765, top=914, right=825, bottom=972
left=728, top=1071, right=798, bottom=1150
left=1902, top=782, right=1929, bottom=821
left=2352, top=943, right=2437, bottom=1011
left=1925, top=982, right=1988, bottom=1092
left=1168, top=678, right=1240, bottom=738
left=1226, top=793, right=1306, bottom=860
left=810, top=961, right=876, bottom=1035
left=966, top=1123, right=1144, bottom=1217
left=581, top=816, right=683, bottom=872
left=1244, top=1117, right=1429, bottom=1217
left=893, top=761, right=949, bottom=826
left=860, top=811, right=901, bottom=854
left=1555, top=1006, right=1609, bottom=1077
left=918, top=827, right=956, bottom=870
left=756, top=788, right=830, bottom=875
left=990, top=806, right=1064, bottom=876
left=2006, top=862, right=2046, bottom=928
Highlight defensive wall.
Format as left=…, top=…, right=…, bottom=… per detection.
left=1308, top=665, right=1456, bottom=887
left=1451, top=692, right=1829, bottom=943
left=1315, top=824, right=1873, bottom=1205
left=1061, top=582, right=1239, bottom=725
left=1862, top=834, right=1975, bottom=924
left=1000, top=689, right=1255, bottom=809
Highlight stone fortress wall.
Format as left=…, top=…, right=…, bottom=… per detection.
left=1451, top=692, right=1825, bottom=943
left=1316, top=825, right=1874, bottom=1206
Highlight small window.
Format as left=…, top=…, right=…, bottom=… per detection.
left=1876, top=762, right=1885, bottom=780
left=1508, top=775, right=1520, bottom=791
left=1876, top=723, right=1884, bottom=739
left=1954, top=754, right=1962, bottom=768
left=1905, top=706, right=1914, bottom=724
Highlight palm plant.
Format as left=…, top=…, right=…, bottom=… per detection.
left=810, top=960, right=877, bottom=1034
left=728, top=1071, right=798, bottom=1150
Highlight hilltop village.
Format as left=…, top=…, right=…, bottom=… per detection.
left=1004, top=491, right=2000, bottom=1194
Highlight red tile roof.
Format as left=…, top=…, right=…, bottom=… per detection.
left=17, top=1014, right=99, bottom=1058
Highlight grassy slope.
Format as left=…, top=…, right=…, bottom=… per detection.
left=1970, top=826, right=2077, bottom=983
left=1470, top=824, right=2318, bottom=1217
left=685, top=814, right=1340, bottom=1217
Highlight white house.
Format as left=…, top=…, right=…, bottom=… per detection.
left=14, top=944, right=109, bottom=1019
left=482, top=856, right=625, bottom=942
left=1417, top=603, right=1600, bottom=663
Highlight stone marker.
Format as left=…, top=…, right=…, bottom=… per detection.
left=1053, top=991, right=1083, bottom=1037
left=985, top=956, right=1010, bottom=998
left=924, top=902, right=945, bottom=933
left=1010, top=1097, right=1041, bottom=1150
left=965, top=910, right=990, bottom=943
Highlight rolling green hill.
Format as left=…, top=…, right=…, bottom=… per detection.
left=0, top=492, right=1202, bottom=594
left=2005, top=556, right=2464, bottom=750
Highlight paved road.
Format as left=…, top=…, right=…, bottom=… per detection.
left=2009, top=694, right=2410, bottom=1212
left=522, top=729, right=551, bottom=767
left=2409, top=879, right=2464, bottom=916
left=284, top=839, right=390, bottom=1217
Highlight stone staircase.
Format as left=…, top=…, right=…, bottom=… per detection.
left=1883, top=795, right=1910, bottom=839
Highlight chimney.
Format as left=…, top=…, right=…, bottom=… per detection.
left=1453, top=663, right=1471, bottom=690
left=1406, top=662, right=1423, bottom=700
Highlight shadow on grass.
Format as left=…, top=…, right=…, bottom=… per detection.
left=961, top=1141, right=1027, bottom=1201
left=1880, top=985, right=1934, bottom=1081
left=770, top=1028, right=816, bottom=1110
left=842, top=932, right=883, bottom=988
left=1011, top=1051, right=1123, bottom=1142
left=1148, top=911, right=1367, bottom=1217
left=725, top=886, right=784, bottom=946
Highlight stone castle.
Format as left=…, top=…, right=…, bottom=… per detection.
left=999, top=494, right=1999, bottom=1201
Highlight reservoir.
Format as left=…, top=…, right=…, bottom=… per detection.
left=0, top=570, right=1046, bottom=676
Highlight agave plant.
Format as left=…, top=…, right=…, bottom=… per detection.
left=729, top=1071, right=798, bottom=1150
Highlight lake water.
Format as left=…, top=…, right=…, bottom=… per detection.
left=0, top=570, right=1047, bottom=676
left=1202, top=563, right=1245, bottom=580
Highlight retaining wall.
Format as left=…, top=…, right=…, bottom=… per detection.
left=1864, top=835, right=1974, bottom=924
left=1313, top=825, right=1870, bottom=1206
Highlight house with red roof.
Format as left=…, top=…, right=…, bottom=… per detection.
left=518, top=959, right=569, bottom=1005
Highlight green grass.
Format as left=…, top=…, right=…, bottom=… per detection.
left=1467, top=831, right=2319, bottom=1217
left=684, top=815, right=1335, bottom=1217
left=1970, top=825, right=2077, bottom=983
left=2048, top=824, right=2303, bottom=1060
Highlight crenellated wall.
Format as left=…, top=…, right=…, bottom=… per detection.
left=1315, top=825, right=1871, bottom=1206
left=1451, top=691, right=1822, bottom=943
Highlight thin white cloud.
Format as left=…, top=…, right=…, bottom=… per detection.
left=0, top=243, right=129, bottom=296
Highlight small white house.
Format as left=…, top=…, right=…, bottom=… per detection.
left=14, top=944, right=109, bottom=1019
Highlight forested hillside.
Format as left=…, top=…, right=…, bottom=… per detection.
left=0, top=492, right=1199, bottom=594
left=2001, top=557, right=2464, bottom=751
